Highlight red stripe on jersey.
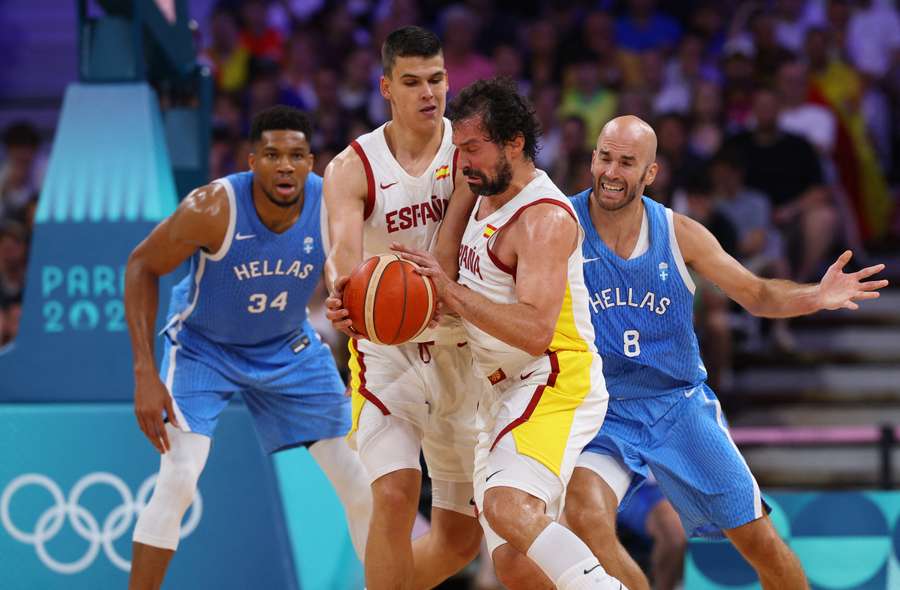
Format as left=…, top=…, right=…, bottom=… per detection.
left=350, top=140, right=376, bottom=221
left=486, top=198, right=578, bottom=280
left=490, top=351, right=560, bottom=451
left=354, top=339, right=390, bottom=415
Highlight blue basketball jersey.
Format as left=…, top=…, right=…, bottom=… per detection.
left=570, top=191, right=707, bottom=399
left=167, top=171, right=325, bottom=346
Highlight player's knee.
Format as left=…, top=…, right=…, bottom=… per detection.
left=493, top=545, right=551, bottom=590
left=484, top=488, right=543, bottom=539
left=450, top=522, right=483, bottom=564
left=729, top=517, right=789, bottom=567
left=156, top=458, right=201, bottom=509
left=371, top=477, right=418, bottom=517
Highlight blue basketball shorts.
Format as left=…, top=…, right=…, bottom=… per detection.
left=580, top=383, right=767, bottom=538
left=159, top=322, right=350, bottom=454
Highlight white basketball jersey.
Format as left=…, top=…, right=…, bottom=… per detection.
left=351, top=118, right=462, bottom=344
left=351, top=118, right=458, bottom=258
left=457, top=170, right=598, bottom=377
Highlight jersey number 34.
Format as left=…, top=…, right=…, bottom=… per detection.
left=248, top=291, right=288, bottom=313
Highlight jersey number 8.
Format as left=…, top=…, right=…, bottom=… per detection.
left=623, top=329, right=640, bottom=357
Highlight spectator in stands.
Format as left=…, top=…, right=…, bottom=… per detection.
left=523, top=20, right=562, bottom=87
left=559, top=59, right=618, bottom=150
left=656, top=34, right=720, bottom=115
left=847, top=0, right=900, bottom=79
left=563, top=11, right=633, bottom=89
left=746, top=10, right=794, bottom=85
left=338, top=47, right=376, bottom=119
left=655, top=112, right=704, bottom=194
left=204, top=6, right=251, bottom=93
left=238, top=0, right=284, bottom=62
left=688, top=80, right=725, bottom=158
left=440, top=4, right=494, bottom=94
left=615, top=0, right=682, bottom=53
left=773, top=0, right=826, bottom=53
left=533, top=85, right=562, bottom=172
left=0, top=295, right=21, bottom=347
left=687, top=1, right=728, bottom=60
left=724, top=88, right=835, bottom=281
left=551, top=115, right=591, bottom=196
left=720, top=40, right=757, bottom=129
left=805, top=27, right=893, bottom=242
left=280, top=31, right=319, bottom=111
left=776, top=59, right=837, bottom=157
left=493, top=44, right=530, bottom=97
left=0, top=220, right=27, bottom=303
left=212, top=92, right=245, bottom=139
left=0, top=122, right=42, bottom=221
left=683, top=171, right=738, bottom=391
left=711, top=147, right=795, bottom=350
left=246, top=63, right=283, bottom=116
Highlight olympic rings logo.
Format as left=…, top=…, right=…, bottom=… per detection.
left=1, top=472, right=203, bottom=574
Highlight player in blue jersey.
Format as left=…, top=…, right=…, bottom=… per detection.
left=494, top=115, right=887, bottom=590
left=125, top=106, right=372, bottom=590
left=566, top=115, right=888, bottom=590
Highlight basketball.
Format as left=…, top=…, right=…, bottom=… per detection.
left=342, top=254, right=437, bottom=345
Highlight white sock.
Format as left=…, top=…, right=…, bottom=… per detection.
left=526, top=522, right=626, bottom=590
left=557, top=557, right=628, bottom=590
left=309, top=436, right=373, bottom=560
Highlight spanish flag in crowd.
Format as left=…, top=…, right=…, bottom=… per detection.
left=810, top=61, right=894, bottom=241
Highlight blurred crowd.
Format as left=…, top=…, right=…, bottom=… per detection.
left=2, top=0, right=900, bottom=374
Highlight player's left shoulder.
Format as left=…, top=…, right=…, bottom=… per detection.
left=514, top=198, right=578, bottom=241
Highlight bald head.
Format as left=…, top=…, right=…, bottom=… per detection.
left=597, top=115, right=657, bottom=165
left=590, top=115, right=659, bottom=212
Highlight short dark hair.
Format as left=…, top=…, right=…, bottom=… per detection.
left=382, top=26, right=442, bottom=76
left=250, top=105, right=312, bottom=143
left=3, top=122, right=40, bottom=148
left=448, top=77, right=541, bottom=161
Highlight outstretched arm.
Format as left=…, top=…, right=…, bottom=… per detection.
left=676, top=213, right=888, bottom=318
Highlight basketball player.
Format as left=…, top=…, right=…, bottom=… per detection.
left=394, top=78, right=627, bottom=590
left=125, top=106, right=371, bottom=590
left=492, top=115, right=888, bottom=590
left=322, top=27, right=483, bottom=590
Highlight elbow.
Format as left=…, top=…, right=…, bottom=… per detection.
left=524, top=326, right=554, bottom=356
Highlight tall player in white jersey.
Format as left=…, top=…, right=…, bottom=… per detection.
left=323, top=27, right=483, bottom=589
left=396, top=78, right=626, bottom=590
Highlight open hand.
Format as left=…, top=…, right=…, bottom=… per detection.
left=818, top=250, right=888, bottom=311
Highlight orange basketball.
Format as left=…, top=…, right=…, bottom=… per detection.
left=342, top=254, right=437, bottom=345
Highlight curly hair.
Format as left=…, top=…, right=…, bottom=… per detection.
left=448, top=77, right=541, bottom=162
left=250, top=105, right=313, bottom=143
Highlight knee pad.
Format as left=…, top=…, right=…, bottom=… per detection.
left=133, top=425, right=210, bottom=551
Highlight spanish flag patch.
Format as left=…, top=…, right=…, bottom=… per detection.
left=483, top=224, right=497, bottom=238
left=435, top=165, right=450, bottom=180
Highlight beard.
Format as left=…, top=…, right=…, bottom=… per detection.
left=464, top=153, right=513, bottom=196
left=593, top=167, right=647, bottom=212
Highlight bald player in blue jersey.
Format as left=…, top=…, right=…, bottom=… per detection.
left=493, top=116, right=888, bottom=590
left=125, top=106, right=371, bottom=590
